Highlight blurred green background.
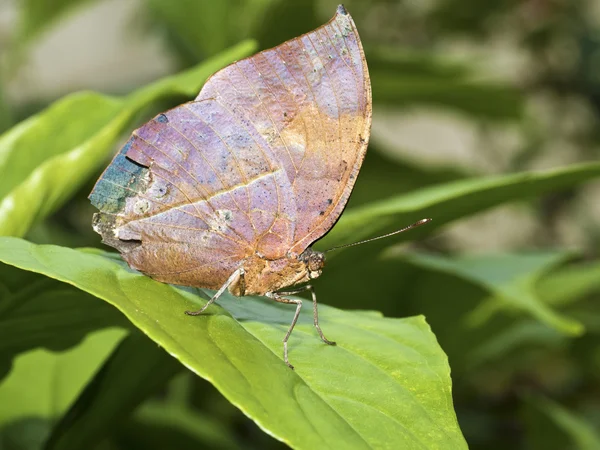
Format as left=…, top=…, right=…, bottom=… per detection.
left=1, top=0, right=600, bottom=448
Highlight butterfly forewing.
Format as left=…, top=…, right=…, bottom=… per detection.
left=197, top=6, right=371, bottom=255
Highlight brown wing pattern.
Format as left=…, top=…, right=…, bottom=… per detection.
left=196, top=5, right=371, bottom=255
left=90, top=6, right=370, bottom=288
left=94, top=99, right=298, bottom=289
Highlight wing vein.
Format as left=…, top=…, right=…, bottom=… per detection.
left=132, top=133, right=219, bottom=228
left=166, top=113, right=255, bottom=233
left=306, top=31, right=343, bottom=180
left=100, top=175, right=249, bottom=249
left=283, top=41, right=324, bottom=190
left=208, top=75, right=284, bottom=240
left=146, top=253, right=239, bottom=277
left=226, top=65, right=287, bottom=241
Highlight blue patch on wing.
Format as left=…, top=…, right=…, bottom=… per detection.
left=89, top=138, right=148, bottom=214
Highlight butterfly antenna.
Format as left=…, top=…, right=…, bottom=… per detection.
left=325, top=218, right=432, bottom=253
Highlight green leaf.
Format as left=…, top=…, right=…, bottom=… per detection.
left=0, top=93, right=120, bottom=202
left=46, top=332, right=183, bottom=450
left=118, top=400, right=242, bottom=450
left=366, top=45, right=523, bottom=122
left=0, top=263, right=127, bottom=377
left=146, top=0, right=232, bottom=59
left=405, top=252, right=583, bottom=336
left=345, top=145, right=467, bottom=208
left=114, top=373, right=244, bottom=449
left=366, top=48, right=473, bottom=81
left=537, top=260, right=600, bottom=307
left=146, top=0, right=275, bottom=60
left=0, top=238, right=467, bottom=450
left=525, top=395, right=600, bottom=450
left=315, top=249, right=582, bottom=372
left=0, top=418, right=52, bottom=450
left=254, top=0, right=319, bottom=49
left=0, top=40, right=257, bottom=238
left=317, top=161, right=600, bottom=253
left=464, top=320, right=566, bottom=368
left=371, top=73, right=523, bottom=120
left=0, top=328, right=126, bottom=427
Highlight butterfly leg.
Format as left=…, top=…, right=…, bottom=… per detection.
left=306, top=285, right=336, bottom=346
left=279, top=285, right=336, bottom=346
left=266, top=292, right=302, bottom=369
left=268, top=285, right=336, bottom=369
left=185, top=268, right=245, bottom=316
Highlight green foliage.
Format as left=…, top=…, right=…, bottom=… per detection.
left=0, top=40, right=256, bottom=237
left=408, top=252, right=581, bottom=335
left=46, top=332, right=184, bottom=450
left=367, top=48, right=524, bottom=120
left=0, top=238, right=467, bottom=449
left=318, top=161, right=600, bottom=251
left=0, top=329, right=126, bottom=426
left=1, top=0, right=600, bottom=449
left=146, top=0, right=277, bottom=60
left=524, top=395, right=600, bottom=450
left=0, top=264, right=126, bottom=376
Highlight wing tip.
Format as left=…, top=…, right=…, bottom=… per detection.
left=336, top=4, right=348, bottom=16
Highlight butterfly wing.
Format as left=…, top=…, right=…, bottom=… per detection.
left=196, top=5, right=371, bottom=255
left=89, top=5, right=370, bottom=288
left=89, top=100, right=298, bottom=289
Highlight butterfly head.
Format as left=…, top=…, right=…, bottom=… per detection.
left=300, top=248, right=325, bottom=280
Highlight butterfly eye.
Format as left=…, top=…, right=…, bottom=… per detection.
left=308, top=252, right=325, bottom=273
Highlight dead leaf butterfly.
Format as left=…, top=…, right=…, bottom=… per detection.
left=90, top=5, right=430, bottom=369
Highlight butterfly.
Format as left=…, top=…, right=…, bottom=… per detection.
left=91, top=5, right=391, bottom=369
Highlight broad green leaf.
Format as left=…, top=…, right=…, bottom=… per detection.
left=0, top=93, right=120, bottom=201
left=430, top=0, right=516, bottom=35
left=46, top=332, right=183, bottom=450
left=117, top=400, right=242, bottom=450
left=254, top=0, right=319, bottom=49
left=345, top=145, right=466, bottom=208
left=0, top=238, right=467, bottom=450
left=113, top=373, right=245, bottom=449
left=366, top=48, right=472, bottom=81
left=525, top=395, right=600, bottom=450
left=0, top=263, right=127, bottom=377
left=317, top=161, right=600, bottom=253
left=405, top=252, right=582, bottom=335
left=0, top=40, right=257, bottom=237
left=238, top=0, right=283, bottom=39
left=464, top=320, right=565, bottom=368
left=146, top=0, right=275, bottom=60
left=537, top=261, right=600, bottom=307
left=367, top=45, right=522, bottom=120
left=0, top=328, right=126, bottom=427
left=146, top=0, right=232, bottom=59
left=371, top=74, right=523, bottom=120
left=314, top=248, right=581, bottom=373
left=0, top=418, right=52, bottom=450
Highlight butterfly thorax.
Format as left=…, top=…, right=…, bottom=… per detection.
left=230, top=248, right=325, bottom=296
